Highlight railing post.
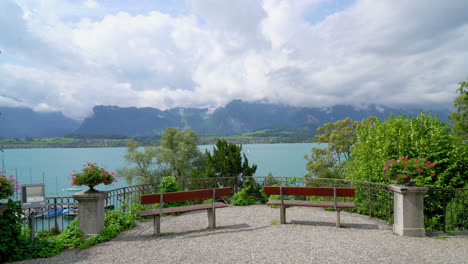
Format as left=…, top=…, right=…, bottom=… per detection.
left=368, top=183, right=372, bottom=218
left=54, top=198, right=58, bottom=231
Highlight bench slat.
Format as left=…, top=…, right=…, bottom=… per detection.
left=138, top=202, right=228, bottom=217
left=266, top=200, right=355, bottom=209
left=141, top=187, right=231, bottom=204
left=264, top=186, right=355, bottom=197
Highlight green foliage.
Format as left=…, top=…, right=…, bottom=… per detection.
left=0, top=174, right=20, bottom=199
left=126, top=203, right=151, bottom=221
left=157, top=176, right=188, bottom=208
left=2, top=207, right=138, bottom=262
left=0, top=200, right=24, bottom=262
left=117, top=128, right=204, bottom=185
left=159, top=128, right=203, bottom=182
left=264, top=173, right=279, bottom=186
left=449, top=77, right=468, bottom=140
left=231, top=189, right=256, bottom=206
left=305, top=117, right=359, bottom=179
left=242, top=177, right=266, bottom=203
left=383, top=157, right=435, bottom=185
left=205, top=139, right=257, bottom=193
left=348, top=112, right=468, bottom=230
left=72, top=162, right=117, bottom=190
left=117, top=140, right=160, bottom=185
left=80, top=210, right=136, bottom=249
left=270, top=219, right=280, bottom=225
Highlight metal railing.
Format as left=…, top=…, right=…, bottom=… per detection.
left=425, top=188, right=468, bottom=232
left=23, top=176, right=395, bottom=232
left=250, top=176, right=394, bottom=222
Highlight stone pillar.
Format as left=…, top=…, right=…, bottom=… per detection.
left=73, top=190, right=108, bottom=239
left=390, top=184, right=428, bottom=237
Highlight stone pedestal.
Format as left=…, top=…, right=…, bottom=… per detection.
left=390, top=184, right=428, bottom=237
left=73, top=190, right=107, bottom=239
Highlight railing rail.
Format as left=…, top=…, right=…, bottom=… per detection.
left=425, top=188, right=468, bottom=232
left=24, top=177, right=468, bottom=233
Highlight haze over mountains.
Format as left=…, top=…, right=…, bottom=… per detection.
left=0, top=100, right=451, bottom=138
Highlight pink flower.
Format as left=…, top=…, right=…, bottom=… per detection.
left=111, top=172, right=114, bottom=175
left=393, top=181, right=397, bottom=183
left=383, top=167, right=386, bottom=171
left=10, top=175, right=13, bottom=179
left=389, top=164, right=392, bottom=166
left=396, top=160, right=400, bottom=162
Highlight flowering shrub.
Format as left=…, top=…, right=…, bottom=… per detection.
left=71, top=162, right=118, bottom=191
left=383, top=157, right=436, bottom=185
left=0, top=174, right=20, bottom=200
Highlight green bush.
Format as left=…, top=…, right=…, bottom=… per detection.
left=243, top=177, right=267, bottom=203
left=231, top=189, right=256, bottom=206
left=3, top=208, right=138, bottom=262
left=348, top=112, right=468, bottom=229
left=156, top=176, right=188, bottom=208
left=0, top=200, right=26, bottom=262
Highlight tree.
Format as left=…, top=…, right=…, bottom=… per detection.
left=304, top=117, right=359, bottom=179
left=116, top=140, right=160, bottom=185
left=205, top=139, right=257, bottom=193
left=158, top=127, right=203, bottom=182
left=347, top=112, right=468, bottom=230
left=449, top=77, right=468, bottom=140
left=117, top=127, right=203, bottom=185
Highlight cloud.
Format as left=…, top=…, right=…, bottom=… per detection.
left=83, top=0, right=99, bottom=9
left=0, top=0, right=467, bottom=120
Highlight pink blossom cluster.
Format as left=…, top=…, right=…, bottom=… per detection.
left=383, top=156, right=436, bottom=184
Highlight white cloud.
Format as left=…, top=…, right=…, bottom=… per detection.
left=0, top=0, right=467, bottom=120
left=83, top=0, right=99, bottom=9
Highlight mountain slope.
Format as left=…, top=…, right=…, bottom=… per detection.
left=0, top=107, right=80, bottom=138
left=73, top=101, right=451, bottom=137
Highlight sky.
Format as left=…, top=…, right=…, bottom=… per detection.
left=0, top=0, right=467, bottom=120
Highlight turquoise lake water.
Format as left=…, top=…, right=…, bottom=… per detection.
left=2, top=143, right=319, bottom=197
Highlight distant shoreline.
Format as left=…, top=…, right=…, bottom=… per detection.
left=1, top=137, right=313, bottom=149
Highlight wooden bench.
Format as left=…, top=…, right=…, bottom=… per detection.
left=264, top=186, right=355, bottom=228
left=138, top=187, right=231, bottom=236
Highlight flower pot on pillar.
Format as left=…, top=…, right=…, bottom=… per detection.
left=390, top=184, right=428, bottom=237
left=73, top=190, right=108, bottom=239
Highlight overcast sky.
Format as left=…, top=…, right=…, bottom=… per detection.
left=1, top=0, right=467, bottom=120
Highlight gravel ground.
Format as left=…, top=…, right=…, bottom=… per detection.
left=16, top=205, right=468, bottom=264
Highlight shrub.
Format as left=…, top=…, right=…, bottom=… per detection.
left=348, top=112, right=468, bottom=229
left=231, top=189, right=256, bottom=206
left=0, top=174, right=20, bottom=199
left=156, top=176, right=188, bottom=208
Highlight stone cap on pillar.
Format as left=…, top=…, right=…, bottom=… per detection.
left=73, top=190, right=108, bottom=201
left=389, top=184, right=428, bottom=194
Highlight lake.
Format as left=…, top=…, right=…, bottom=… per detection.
left=2, top=143, right=319, bottom=197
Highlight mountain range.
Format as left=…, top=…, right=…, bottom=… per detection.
left=0, top=100, right=451, bottom=138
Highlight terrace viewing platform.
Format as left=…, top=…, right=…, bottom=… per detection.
left=16, top=205, right=468, bottom=264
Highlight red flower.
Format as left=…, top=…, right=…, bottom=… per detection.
left=404, top=164, right=408, bottom=167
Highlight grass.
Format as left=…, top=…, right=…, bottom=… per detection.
left=270, top=219, right=280, bottom=226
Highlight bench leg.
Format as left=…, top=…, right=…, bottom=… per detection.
left=153, top=215, right=161, bottom=236
left=336, top=210, right=341, bottom=228
left=207, top=208, right=216, bottom=229
left=280, top=206, right=286, bottom=224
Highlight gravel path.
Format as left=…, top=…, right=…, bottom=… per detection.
left=16, top=205, right=468, bottom=264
